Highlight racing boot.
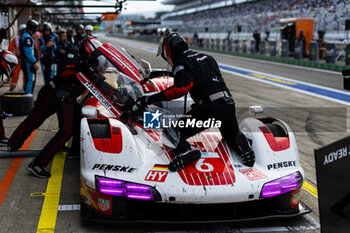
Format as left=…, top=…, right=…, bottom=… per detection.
left=241, top=150, right=255, bottom=167
left=26, top=161, right=51, bottom=178
left=168, top=149, right=201, bottom=172
left=236, top=131, right=255, bottom=167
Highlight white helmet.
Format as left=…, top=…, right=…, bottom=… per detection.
left=19, top=24, right=26, bottom=32
left=1, top=50, right=18, bottom=78
left=85, top=25, right=93, bottom=31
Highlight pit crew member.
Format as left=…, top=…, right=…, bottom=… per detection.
left=39, top=22, right=57, bottom=84
left=140, top=32, right=255, bottom=171
left=0, top=51, right=18, bottom=144
left=8, top=24, right=26, bottom=91
left=21, top=19, right=39, bottom=94
left=8, top=39, right=111, bottom=178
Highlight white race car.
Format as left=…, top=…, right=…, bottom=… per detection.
left=77, top=38, right=309, bottom=223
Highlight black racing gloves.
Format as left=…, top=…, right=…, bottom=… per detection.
left=138, top=92, right=166, bottom=106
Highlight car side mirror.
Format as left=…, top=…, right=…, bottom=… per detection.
left=249, top=106, right=264, bottom=117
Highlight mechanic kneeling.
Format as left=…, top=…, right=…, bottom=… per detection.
left=8, top=38, right=110, bottom=178
left=140, top=32, right=255, bottom=172
left=0, top=51, right=18, bottom=144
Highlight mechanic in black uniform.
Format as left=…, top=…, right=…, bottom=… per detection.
left=8, top=38, right=111, bottom=178
left=140, top=32, right=255, bottom=172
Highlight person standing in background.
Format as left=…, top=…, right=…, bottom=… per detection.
left=55, top=30, right=71, bottom=74
left=8, top=24, right=26, bottom=91
left=297, top=30, right=306, bottom=56
left=73, top=24, right=84, bottom=48
left=21, top=19, right=39, bottom=95
left=39, top=22, right=56, bottom=84
left=66, top=27, right=75, bottom=45
left=84, top=25, right=94, bottom=37
left=253, top=30, right=260, bottom=53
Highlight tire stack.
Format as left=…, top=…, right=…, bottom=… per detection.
left=0, top=92, right=33, bottom=116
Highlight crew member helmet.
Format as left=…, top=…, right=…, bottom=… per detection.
left=156, top=32, right=188, bottom=66
left=0, top=50, right=18, bottom=79
left=26, top=19, right=39, bottom=32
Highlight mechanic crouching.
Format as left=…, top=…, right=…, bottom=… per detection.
left=8, top=39, right=109, bottom=178
left=140, top=32, right=255, bottom=171
left=0, top=51, right=18, bottom=144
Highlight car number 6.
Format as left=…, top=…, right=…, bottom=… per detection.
left=196, top=159, right=214, bottom=172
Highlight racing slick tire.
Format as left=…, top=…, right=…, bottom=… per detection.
left=0, top=92, right=33, bottom=116
left=266, top=123, right=287, bottom=137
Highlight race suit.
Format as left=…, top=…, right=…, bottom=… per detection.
left=8, top=49, right=113, bottom=167
left=147, top=50, right=250, bottom=154
left=21, top=32, right=39, bottom=94
left=39, top=34, right=57, bottom=84
left=73, top=34, right=84, bottom=49
left=8, top=36, right=22, bottom=90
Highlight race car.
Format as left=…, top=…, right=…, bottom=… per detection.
left=77, top=38, right=309, bottom=223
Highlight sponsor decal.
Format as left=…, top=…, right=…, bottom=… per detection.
left=67, top=53, right=74, bottom=59
left=152, top=164, right=169, bottom=171
left=291, top=189, right=301, bottom=209
left=92, top=164, right=136, bottom=173
left=267, top=160, right=297, bottom=170
left=97, top=198, right=110, bottom=212
left=239, top=168, right=267, bottom=181
left=234, top=164, right=243, bottom=168
left=174, top=65, right=184, bottom=75
left=25, top=38, right=32, bottom=46
left=323, top=146, right=349, bottom=166
left=84, top=81, right=113, bottom=110
left=145, top=170, right=168, bottom=182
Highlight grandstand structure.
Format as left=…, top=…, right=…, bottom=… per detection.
left=161, top=0, right=350, bottom=41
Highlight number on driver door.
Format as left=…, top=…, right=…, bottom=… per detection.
left=195, top=159, right=214, bottom=172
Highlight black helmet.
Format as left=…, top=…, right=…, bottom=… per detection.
left=26, top=19, right=39, bottom=32
left=42, top=22, right=52, bottom=33
left=76, top=24, right=84, bottom=32
left=156, top=32, right=188, bottom=66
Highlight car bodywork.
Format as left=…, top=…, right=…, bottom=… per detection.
left=77, top=38, right=309, bottom=223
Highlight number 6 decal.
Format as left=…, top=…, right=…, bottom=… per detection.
left=195, top=159, right=214, bottom=172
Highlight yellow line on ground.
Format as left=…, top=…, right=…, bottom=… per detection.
left=302, top=181, right=318, bottom=198
left=36, top=152, right=66, bottom=233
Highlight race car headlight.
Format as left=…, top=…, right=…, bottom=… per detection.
left=260, top=172, right=303, bottom=198
left=96, top=176, right=161, bottom=201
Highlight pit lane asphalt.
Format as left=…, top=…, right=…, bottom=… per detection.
left=1, top=35, right=347, bottom=232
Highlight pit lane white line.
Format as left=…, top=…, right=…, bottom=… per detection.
left=58, top=204, right=80, bottom=211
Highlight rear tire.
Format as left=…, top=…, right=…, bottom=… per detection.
left=0, top=92, right=33, bottom=116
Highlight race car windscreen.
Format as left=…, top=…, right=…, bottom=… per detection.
left=108, top=72, right=179, bottom=148
left=111, top=72, right=144, bottom=106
